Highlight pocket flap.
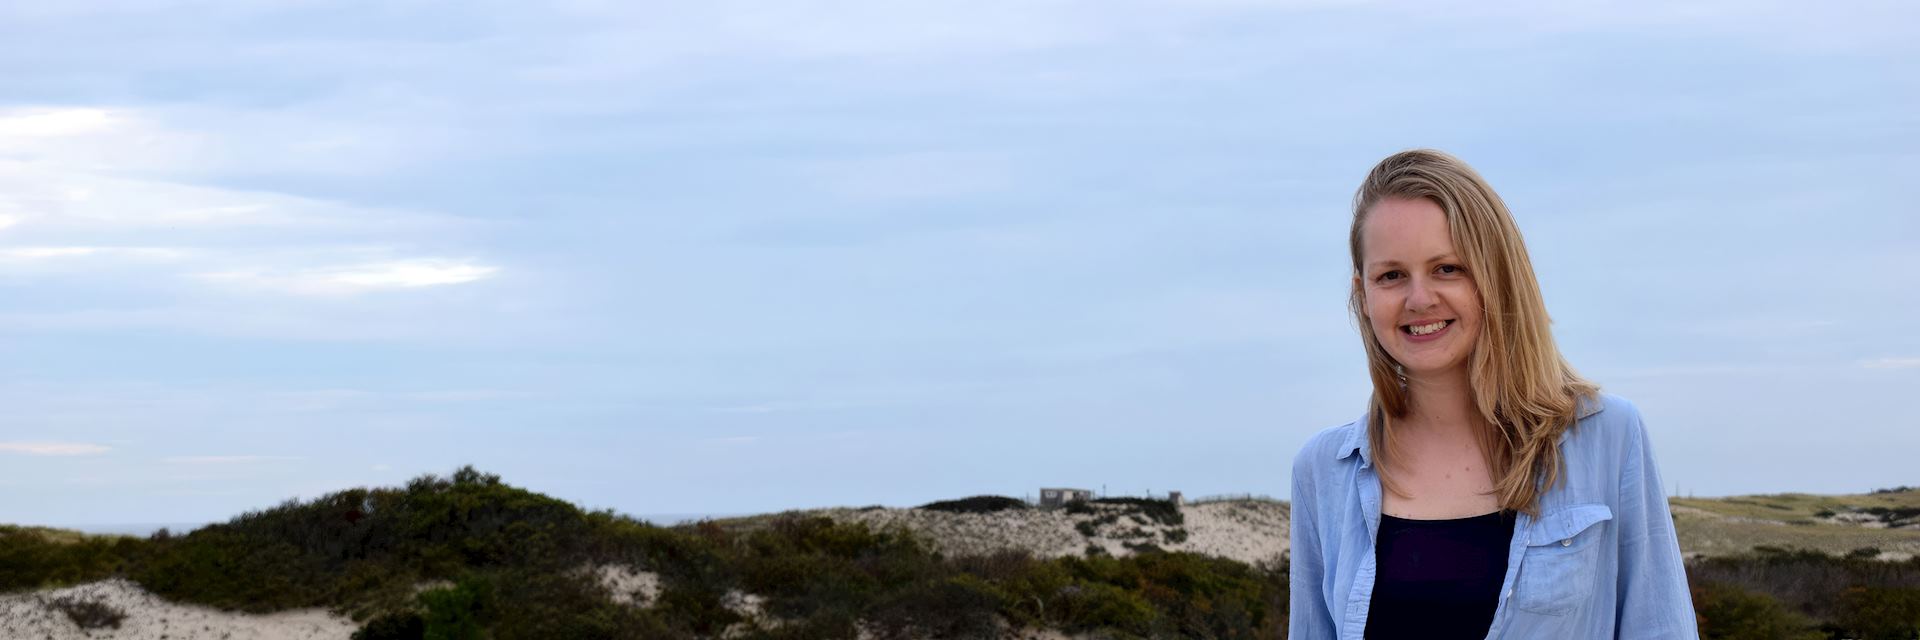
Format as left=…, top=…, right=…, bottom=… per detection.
left=1527, top=503, right=1613, bottom=546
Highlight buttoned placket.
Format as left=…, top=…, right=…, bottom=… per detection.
left=1342, top=458, right=1383, bottom=640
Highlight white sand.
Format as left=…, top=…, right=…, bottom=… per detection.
left=593, top=564, right=662, bottom=606
left=815, top=499, right=1290, bottom=566
left=0, top=579, right=356, bottom=640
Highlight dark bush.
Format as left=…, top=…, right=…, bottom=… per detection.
left=1163, top=528, right=1189, bottom=544
left=131, top=465, right=595, bottom=614
left=1689, top=580, right=1822, bottom=640
left=865, top=575, right=1005, bottom=640
left=1689, top=547, right=1920, bottom=634
left=949, top=550, right=1038, bottom=584
left=1834, top=586, right=1920, bottom=640
left=352, top=611, right=425, bottom=640
left=918, top=496, right=1029, bottom=514
left=0, top=526, right=146, bottom=592
left=420, top=576, right=491, bottom=640
left=1090, top=498, right=1184, bottom=526
left=46, top=595, right=127, bottom=630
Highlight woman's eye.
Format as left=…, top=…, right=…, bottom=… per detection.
left=1376, top=270, right=1403, bottom=282
left=1437, top=264, right=1464, bottom=275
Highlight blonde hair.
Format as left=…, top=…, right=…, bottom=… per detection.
left=1348, top=149, right=1597, bottom=516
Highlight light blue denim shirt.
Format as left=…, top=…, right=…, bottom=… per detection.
left=1288, top=393, right=1698, bottom=639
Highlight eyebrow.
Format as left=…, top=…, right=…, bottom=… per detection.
left=1365, top=253, right=1460, bottom=272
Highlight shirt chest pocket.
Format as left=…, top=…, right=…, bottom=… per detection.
left=1514, top=503, right=1613, bottom=615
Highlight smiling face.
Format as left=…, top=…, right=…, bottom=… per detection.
left=1357, top=197, right=1483, bottom=381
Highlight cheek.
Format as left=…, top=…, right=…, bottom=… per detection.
left=1364, top=292, right=1400, bottom=333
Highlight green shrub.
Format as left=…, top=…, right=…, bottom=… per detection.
left=0, top=526, right=146, bottom=592
left=865, top=574, right=1006, bottom=640
left=1835, top=586, right=1920, bottom=640
left=420, top=576, right=492, bottom=640
left=918, top=496, right=1029, bottom=514
left=130, top=465, right=596, bottom=614
left=1090, top=498, right=1184, bottom=526
left=1052, top=581, right=1157, bottom=636
left=1689, top=547, right=1920, bottom=635
left=1689, top=580, right=1822, bottom=640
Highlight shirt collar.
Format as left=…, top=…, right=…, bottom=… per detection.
left=1334, top=395, right=1605, bottom=466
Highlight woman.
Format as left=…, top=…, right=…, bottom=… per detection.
left=1288, top=150, right=1696, bottom=639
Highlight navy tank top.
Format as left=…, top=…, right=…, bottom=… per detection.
left=1364, top=509, right=1516, bottom=639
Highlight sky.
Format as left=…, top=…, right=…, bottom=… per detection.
left=2, top=1, right=1916, bottom=528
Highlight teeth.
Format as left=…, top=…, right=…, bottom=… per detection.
left=1409, top=321, right=1448, bottom=336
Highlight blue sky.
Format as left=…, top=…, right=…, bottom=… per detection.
left=2, top=1, right=1916, bottom=527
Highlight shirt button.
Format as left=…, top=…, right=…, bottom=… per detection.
left=1561, top=539, right=1572, bottom=547
left=1503, top=589, right=1512, bottom=599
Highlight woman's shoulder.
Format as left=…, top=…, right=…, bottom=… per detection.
left=1292, top=415, right=1365, bottom=475
left=1567, top=391, right=1652, bottom=451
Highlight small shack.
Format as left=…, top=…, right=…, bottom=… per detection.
left=1038, top=487, right=1094, bottom=508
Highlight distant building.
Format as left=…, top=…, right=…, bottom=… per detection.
left=1169, top=491, right=1183, bottom=508
left=1038, top=487, right=1094, bottom=508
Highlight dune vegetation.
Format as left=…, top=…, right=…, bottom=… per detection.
left=4, top=471, right=1919, bottom=639
left=3, top=467, right=1286, bottom=639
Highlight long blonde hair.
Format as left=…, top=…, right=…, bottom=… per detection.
left=1348, top=149, right=1597, bottom=516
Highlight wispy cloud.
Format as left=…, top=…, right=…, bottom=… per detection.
left=1860, top=357, right=1920, bottom=370
left=196, top=258, right=499, bottom=296
left=0, top=442, right=110, bottom=456
left=0, top=246, right=195, bottom=262
left=163, top=455, right=304, bottom=464
left=0, top=107, right=120, bottom=138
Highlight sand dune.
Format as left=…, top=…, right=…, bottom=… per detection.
left=0, top=578, right=356, bottom=640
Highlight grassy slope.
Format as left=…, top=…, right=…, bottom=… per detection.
left=1671, top=489, right=1920, bottom=558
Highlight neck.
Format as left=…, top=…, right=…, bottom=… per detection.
left=1403, top=366, right=1479, bottom=435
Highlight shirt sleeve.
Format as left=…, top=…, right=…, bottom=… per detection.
left=1289, top=446, right=1337, bottom=640
left=1614, top=406, right=1701, bottom=639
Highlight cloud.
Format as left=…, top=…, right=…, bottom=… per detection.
left=163, top=455, right=304, bottom=464
left=0, top=107, right=120, bottom=138
left=0, top=246, right=195, bottom=262
left=195, top=258, right=499, bottom=295
left=1861, top=357, right=1920, bottom=370
left=0, top=442, right=110, bottom=455
left=0, top=105, right=497, bottom=323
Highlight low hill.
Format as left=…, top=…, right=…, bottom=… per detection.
left=1672, top=487, right=1920, bottom=560
left=1, top=469, right=1287, bottom=640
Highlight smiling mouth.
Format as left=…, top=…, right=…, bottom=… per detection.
left=1401, top=320, right=1454, bottom=336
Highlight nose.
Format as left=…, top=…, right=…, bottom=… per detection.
left=1405, top=276, right=1437, bottom=312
